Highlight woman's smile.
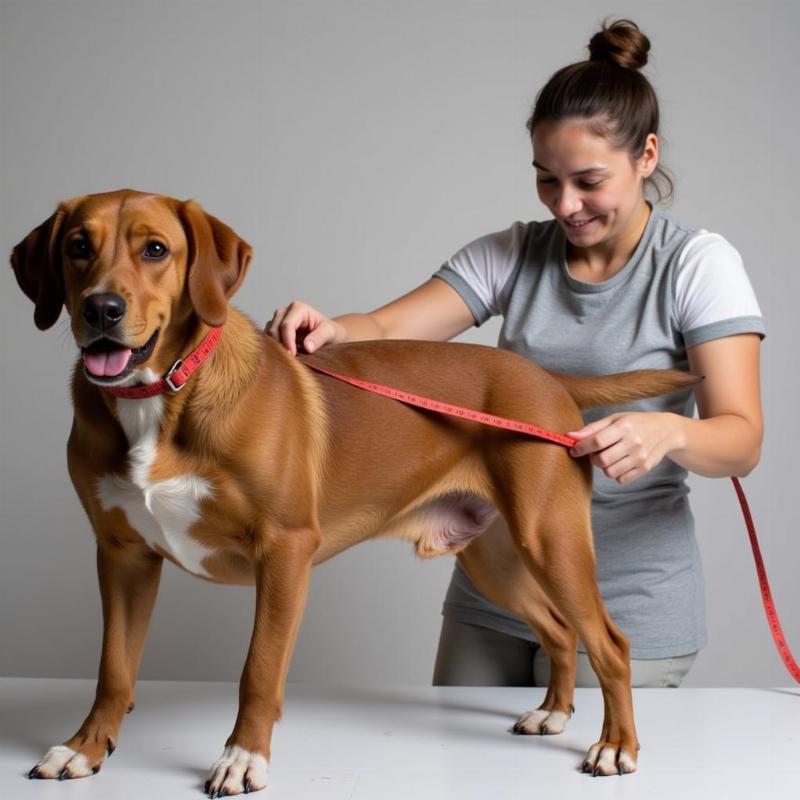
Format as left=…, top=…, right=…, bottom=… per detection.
left=563, top=215, right=599, bottom=229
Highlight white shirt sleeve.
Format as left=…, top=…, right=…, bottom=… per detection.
left=674, top=231, right=765, bottom=346
left=436, top=221, right=528, bottom=321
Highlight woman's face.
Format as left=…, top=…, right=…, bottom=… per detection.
left=532, top=119, right=658, bottom=249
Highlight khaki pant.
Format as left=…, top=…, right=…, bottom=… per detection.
left=433, top=618, right=697, bottom=688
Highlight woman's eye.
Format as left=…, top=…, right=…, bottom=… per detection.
left=143, top=241, right=169, bottom=259
left=67, top=239, right=91, bottom=259
left=535, top=174, right=605, bottom=189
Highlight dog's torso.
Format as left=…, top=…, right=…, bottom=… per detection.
left=67, top=310, right=588, bottom=583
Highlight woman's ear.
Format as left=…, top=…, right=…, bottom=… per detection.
left=639, top=132, right=659, bottom=179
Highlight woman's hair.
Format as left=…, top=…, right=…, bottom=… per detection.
left=526, top=18, right=674, bottom=204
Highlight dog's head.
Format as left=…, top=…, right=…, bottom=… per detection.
left=10, top=189, right=252, bottom=387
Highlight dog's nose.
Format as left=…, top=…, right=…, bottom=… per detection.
left=82, top=293, right=127, bottom=331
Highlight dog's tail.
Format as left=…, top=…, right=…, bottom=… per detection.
left=549, top=369, right=702, bottom=410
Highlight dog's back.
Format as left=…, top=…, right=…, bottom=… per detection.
left=301, top=337, right=700, bottom=432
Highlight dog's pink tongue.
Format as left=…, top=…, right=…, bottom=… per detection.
left=84, top=348, right=132, bottom=377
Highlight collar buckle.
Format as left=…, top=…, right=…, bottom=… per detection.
left=165, top=360, right=185, bottom=392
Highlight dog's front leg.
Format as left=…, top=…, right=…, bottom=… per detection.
left=205, top=527, right=319, bottom=798
left=29, top=542, right=163, bottom=780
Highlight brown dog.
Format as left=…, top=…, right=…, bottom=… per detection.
left=12, top=189, right=698, bottom=795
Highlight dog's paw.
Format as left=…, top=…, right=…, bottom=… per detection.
left=28, top=743, right=108, bottom=780
left=581, top=741, right=638, bottom=776
left=512, top=706, right=572, bottom=735
left=204, top=745, right=268, bottom=797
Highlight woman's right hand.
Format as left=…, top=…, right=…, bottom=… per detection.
left=267, top=279, right=475, bottom=356
left=266, top=301, right=345, bottom=355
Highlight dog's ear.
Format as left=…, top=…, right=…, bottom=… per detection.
left=10, top=204, right=71, bottom=330
left=178, top=200, right=252, bottom=328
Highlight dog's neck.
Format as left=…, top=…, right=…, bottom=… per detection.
left=82, top=308, right=266, bottom=443
left=177, top=308, right=266, bottom=413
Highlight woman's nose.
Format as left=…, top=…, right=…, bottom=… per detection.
left=553, top=187, right=582, bottom=217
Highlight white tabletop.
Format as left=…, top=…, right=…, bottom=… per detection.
left=1, top=679, right=797, bottom=799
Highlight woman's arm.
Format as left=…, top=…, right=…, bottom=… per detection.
left=669, top=332, right=763, bottom=476
left=567, top=333, right=763, bottom=483
left=267, top=277, right=476, bottom=354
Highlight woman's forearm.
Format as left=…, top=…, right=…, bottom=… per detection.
left=330, top=312, right=387, bottom=343
left=668, top=413, right=762, bottom=478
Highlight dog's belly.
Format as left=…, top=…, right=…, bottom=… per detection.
left=314, top=492, right=499, bottom=563
left=97, top=473, right=216, bottom=577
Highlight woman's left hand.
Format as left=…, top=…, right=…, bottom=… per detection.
left=567, top=412, right=682, bottom=485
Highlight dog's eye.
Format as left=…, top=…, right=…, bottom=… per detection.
left=143, top=241, right=169, bottom=260
left=67, top=239, right=91, bottom=260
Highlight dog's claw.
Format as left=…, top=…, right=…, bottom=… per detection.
left=28, top=766, right=40, bottom=779
left=107, top=738, right=116, bottom=757
left=244, top=778, right=253, bottom=793
left=204, top=780, right=211, bottom=794
left=58, top=767, right=69, bottom=781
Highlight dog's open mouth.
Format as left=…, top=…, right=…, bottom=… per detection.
left=82, top=329, right=159, bottom=383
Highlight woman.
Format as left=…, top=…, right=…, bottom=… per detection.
left=267, top=19, right=764, bottom=688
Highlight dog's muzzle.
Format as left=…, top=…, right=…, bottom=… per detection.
left=79, top=292, right=159, bottom=383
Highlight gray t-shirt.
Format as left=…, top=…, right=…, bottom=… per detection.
left=433, top=205, right=765, bottom=659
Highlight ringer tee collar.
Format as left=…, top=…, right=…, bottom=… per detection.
left=558, top=203, right=662, bottom=294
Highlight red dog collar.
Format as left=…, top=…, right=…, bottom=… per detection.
left=101, top=327, right=222, bottom=400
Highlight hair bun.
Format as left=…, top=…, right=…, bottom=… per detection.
left=588, top=18, right=650, bottom=71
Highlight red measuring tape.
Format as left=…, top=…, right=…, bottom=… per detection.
left=305, top=361, right=800, bottom=684
left=304, top=363, right=578, bottom=448
left=730, top=476, right=800, bottom=682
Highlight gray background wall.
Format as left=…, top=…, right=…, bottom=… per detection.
left=1, top=0, right=797, bottom=687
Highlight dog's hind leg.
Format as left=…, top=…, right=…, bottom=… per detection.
left=511, top=612, right=577, bottom=735
left=487, top=448, right=639, bottom=776
left=507, top=515, right=638, bottom=774
left=458, top=518, right=578, bottom=735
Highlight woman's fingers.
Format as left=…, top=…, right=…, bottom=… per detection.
left=266, top=302, right=335, bottom=355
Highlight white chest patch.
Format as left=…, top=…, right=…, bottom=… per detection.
left=96, top=372, right=215, bottom=577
